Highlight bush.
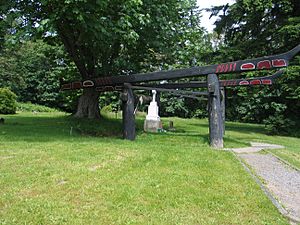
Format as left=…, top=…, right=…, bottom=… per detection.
left=16, top=102, right=59, bottom=112
left=264, top=115, right=296, bottom=135
left=0, top=88, right=17, bottom=114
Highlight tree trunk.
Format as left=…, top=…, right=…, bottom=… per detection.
left=74, top=88, right=101, bottom=119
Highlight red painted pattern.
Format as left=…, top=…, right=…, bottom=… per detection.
left=257, top=60, right=272, bottom=69
left=241, top=59, right=286, bottom=71
left=262, top=79, right=272, bottom=85
left=95, top=78, right=106, bottom=85
left=216, top=62, right=237, bottom=73
left=250, top=80, right=261, bottom=85
left=72, top=82, right=82, bottom=89
left=241, top=63, right=255, bottom=70
left=82, top=80, right=94, bottom=87
left=222, top=80, right=237, bottom=86
left=98, top=78, right=109, bottom=85
left=239, top=81, right=250, bottom=85
left=272, top=59, right=286, bottom=67
left=96, top=86, right=123, bottom=92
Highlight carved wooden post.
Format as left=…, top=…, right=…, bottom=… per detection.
left=220, top=87, right=225, bottom=135
left=156, top=91, right=161, bottom=108
left=207, top=74, right=223, bottom=148
left=121, top=83, right=135, bottom=140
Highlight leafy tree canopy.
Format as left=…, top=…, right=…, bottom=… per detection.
left=4, top=0, right=208, bottom=78
left=211, top=0, right=300, bottom=134
left=212, top=0, right=300, bottom=59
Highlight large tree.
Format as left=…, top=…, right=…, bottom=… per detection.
left=4, top=0, right=205, bottom=118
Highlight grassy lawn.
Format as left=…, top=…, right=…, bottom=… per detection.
left=0, top=111, right=298, bottom=224
left=224, top=121, right=300, bottom=169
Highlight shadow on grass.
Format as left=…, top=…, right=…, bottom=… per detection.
left=189, top=122, right=267, bottom=135
left=0, top=114, right=122, bottom=142
left=0, top=113, right=258, bottom=148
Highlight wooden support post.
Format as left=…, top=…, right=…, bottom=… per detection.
left=207, top=74, right=223, bottom=148
left=220, top=87, right=225, bottom=135
left=121, top=83, right=135, bottom=140
left=155, top=91, right=161, bottom=108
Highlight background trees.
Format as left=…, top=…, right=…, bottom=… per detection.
left=211, top=0, right=300, bottom=133
left=2, top=0, right=208, bottom=118
left=0, top=0, right=299, bottom=134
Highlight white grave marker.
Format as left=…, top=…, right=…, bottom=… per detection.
left=144, top=90, right=163, bottom=132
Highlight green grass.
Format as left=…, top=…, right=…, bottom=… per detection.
left=17, top=102, right=60, bottom=113
left=0, top=112, right=298, bottom=224
left=224, top=121, right=300, bottom=169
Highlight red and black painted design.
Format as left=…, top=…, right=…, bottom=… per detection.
left=60, top=44, right=300, bottom=91
left=220, top=70, right=283, bottom=87
left=135, top=70, right=284, bottom=90
left=82, top=80, right=94, bottom=87
left=95, top=86, right=123, bottom=92
left=216, top=63, right=237, bottom=73
left=240, top=59, right=287, bottom=71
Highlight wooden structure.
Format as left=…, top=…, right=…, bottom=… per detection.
left=61, top=45, right=300, bottom=148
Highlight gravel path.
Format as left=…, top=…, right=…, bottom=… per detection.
left=230, top=142, right=300, bottom=223
left=239, top=153, right=300, bottom=222
left=226, top=142, right=284, bottom=153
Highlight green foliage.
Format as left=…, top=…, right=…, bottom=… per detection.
left=213, top=0, right=300, bottom=57
left=99, top=92, right=121, bottom=113
left=5, top=0, right=210, bottom=78
left=0, top=88, right=17, bottom=114
left=16, top=102, right=59, bottom=113
left=264, top=115, right=295, bottom=135
left=0, top=40, right=81, bottom=112
left=159, top=95, right=207, bottom=118
left=2, top=0, right=212, bottom=118
left=211, top=0, right=300, bottom=135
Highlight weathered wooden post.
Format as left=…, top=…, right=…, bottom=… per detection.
left=207, top=74, right=224, bottom=148
left=220, top=87, right=225, bottom=135
left=121, top=83, right=135, bottom=140
left=156, top=91, right=161, bottom=108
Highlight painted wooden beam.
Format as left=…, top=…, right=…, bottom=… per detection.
left=61, top=45, right=299, bottom=91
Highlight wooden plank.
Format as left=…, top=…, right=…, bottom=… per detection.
left=61, top=45, right=299, bottom=91
left=61, top=69, right=284, bottom=92
left=133, top=69, right=285, bottom=90
left=130, top=85, right=208, bottom=96
left=207, top=74, right=223, bottom=148
left=92, top=46, right=297, bottom=85
left=121, top=84, right=135, bottom=140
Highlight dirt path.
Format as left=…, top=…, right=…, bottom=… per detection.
left=227, top=142, right=300, bottom=224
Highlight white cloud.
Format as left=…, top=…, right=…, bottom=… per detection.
left=197, top=0, right=235, bottom=32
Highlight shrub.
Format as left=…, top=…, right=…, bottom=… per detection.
left=16, top=102, right=59, bottom=112
left=264, top=115, right=295, bottom=135
left=0, top=88, right=17, bottom=114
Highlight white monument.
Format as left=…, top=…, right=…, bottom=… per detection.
left=144, top=90, right=163, bottom=132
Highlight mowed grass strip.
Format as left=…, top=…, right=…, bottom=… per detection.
left=0, top=112, right=292, bottom=224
